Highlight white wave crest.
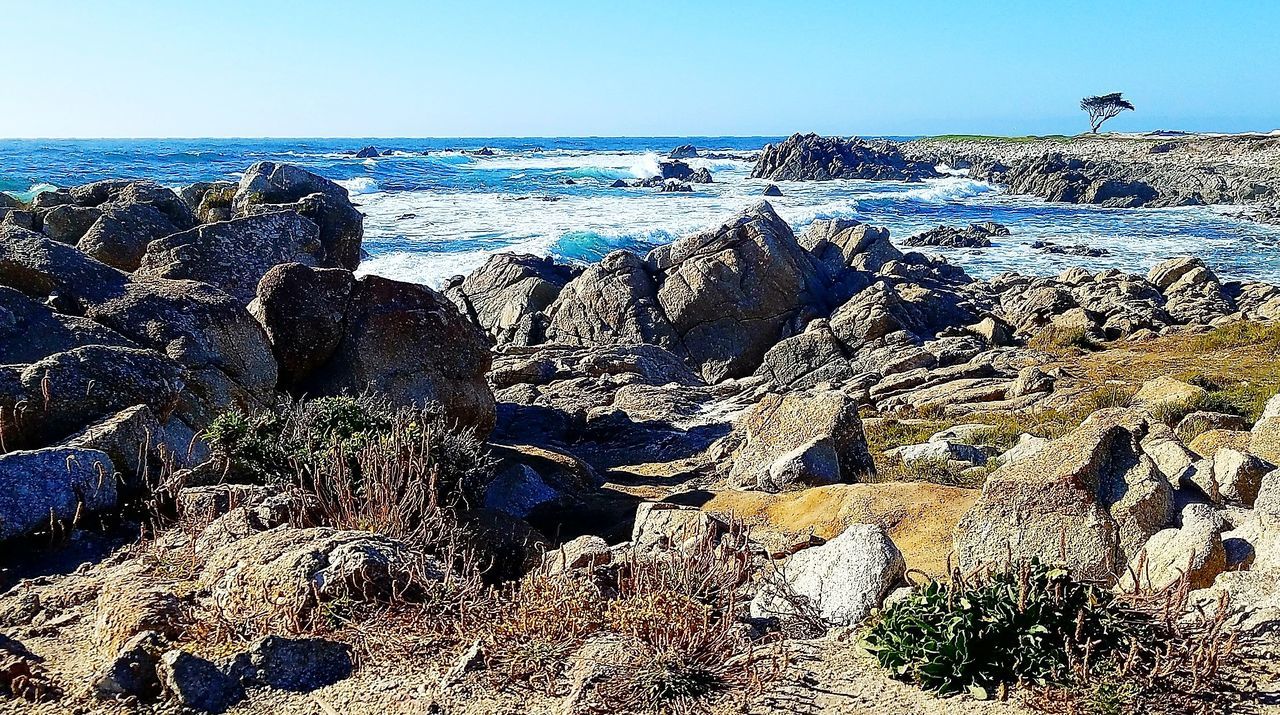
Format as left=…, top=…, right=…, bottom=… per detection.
left=338, top=177, right=379, bottom=195
left=901, top=177, right=996, bottom=202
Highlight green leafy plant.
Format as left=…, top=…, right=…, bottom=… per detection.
left=863, top=560, right=1138, bottom=697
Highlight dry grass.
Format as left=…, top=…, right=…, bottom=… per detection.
left=1064, top=322, right=1280, bottom=423
left=483, top=522, right=776, bottom=713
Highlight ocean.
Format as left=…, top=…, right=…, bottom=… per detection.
left=4, top=137, right=1280, bottom=288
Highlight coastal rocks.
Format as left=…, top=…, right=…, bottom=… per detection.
left=1147, top=257, right=1234, bottom=324
left=751, top=133, right=940, bottom=182
left=1133, top=375, right=1207, bottom=410
left=750, top=523, right=905, bottom=626
left=355, top=146, right=381, bottom=158
left=199, top=527, right=427, bottom=630
left=1029, top=240, right=1110, bottom=257
left=632, top=502, right=726, bottom=553
left=231, top=636, right=353, bottom=692
left=955, top=408, right=1176, bottom=582
left=180, top=181, right=237, bottom=224
left=799, top=218, right=901, bottom=275
left=66, top=405, right=192, bottom=490
left=158, top=649, right=243, bottom=713
left=545, top=250, right=680, bottom=352
left=980, top=153, right=1160, bottom=208
left=85, top=278, right=279, bottom=426
left=8, top=346, right=184, bottom=448
left=903, top=222, right=1009, bottom=249
left=658, top=160, right=694, bottom=181
left=248, top=263, right=354, bottom=388
left=41, top=205, right=102, bottom=245
left=1121, top=503, right=1226, bottom=591
left=762, top=184, right=783, bottom=197
left=724, top=387, right=874, bottom=491
left=93, top=631, right=168, bottom=699
left=988, top=270, right=1173, bottom=340
left=828, top=280, right=972, bottom=351
left=0, top=224, right=129, bottom=307
left=231, top=161, right=364, bottom=270
left=0, top=285, right=135, bottom=364
left=136, top=212, right=325, bottom=304
left=647, top=201, right=829, bottom=381
left=753, top=320, right=854, bottom=390
left=92, top=582, right=182, bottom=656
left=445, top=252, right=578, bottom=346
left=78, top=203, right=188, bottom=272
left=298, top=274, right=496, bottom=434
left=0, top=448, right=117, bottom=541
left=669, top=144, right=698, bottom=159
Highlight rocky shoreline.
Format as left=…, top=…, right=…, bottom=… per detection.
left=901, top=132, right=1280, bottom=212
left=3, top=154, right=1280, bottom=713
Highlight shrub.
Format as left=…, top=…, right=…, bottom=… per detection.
left=864, top=560, right=1237, bottom=709
left=203, top=393, right=495, bottom=505
left=865, top=561, right=1132, bottom=697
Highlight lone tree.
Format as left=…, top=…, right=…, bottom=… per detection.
left=1080, top=92, right=1135, bottom=133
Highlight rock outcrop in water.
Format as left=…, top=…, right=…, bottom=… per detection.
left=904, top=221, right=1009, bottom=249
left=751, top=133, right=941, bottom=182
left=903, top=133, right=1280, bottom=213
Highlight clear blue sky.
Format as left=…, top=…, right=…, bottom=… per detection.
left=3, top=0, right=1276, bottom=138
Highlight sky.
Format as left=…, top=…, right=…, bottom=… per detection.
left=2, top=0, right=1277, bottom=138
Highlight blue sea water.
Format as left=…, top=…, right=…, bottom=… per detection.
left=3, top=137, right=1280, bottom=287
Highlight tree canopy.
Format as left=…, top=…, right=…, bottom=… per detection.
left=1080, top=93, right=1135, bottom=133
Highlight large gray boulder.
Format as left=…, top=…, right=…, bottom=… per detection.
left=545, top=250, right=679, bottom=351
left=78, top=203, right=186, bottom=272
left=646, top=202, right=829, bottom=382
left=750, top=523, right=905, bottom=626
left=955, top=408, right=1177, bottom=582
left=0, top=224, right=128, bottom=308
left=248, top=263, right=354, bottom=388
left=0, top=285, right=136, bottom=364
left=85, top=278, right=278, bottom=427
left=828, top=280, right=973, bottom=350
left=0, top=448, right=117, bottom=541
left=800, top=218, right=901, bottom=274
left=199, top=527, right=428, bottom=630
left=136, top=212, right=324, bottom=304
left=753, top=320, right=854, bottom=390
left=446, top=252, right=576, bottom=346
left=40, top=204, right=102, bottom=245
left=725, top=387, right=874, bottom=491
left=1120, top=503, right=1226, bottom=591
left=232, top=162, right=363, bottom=270
left=6, top=346, right=184, bottom=448
left=300, top=274, right=496, bottom=434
